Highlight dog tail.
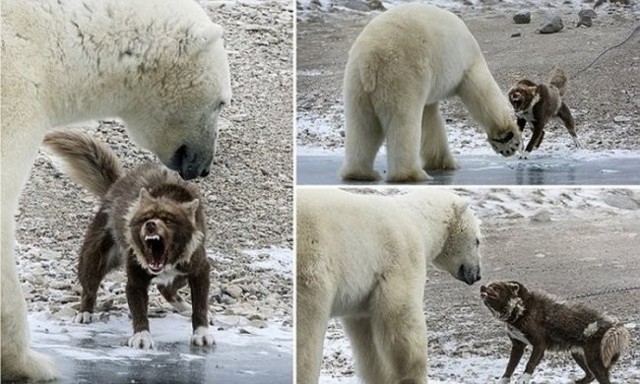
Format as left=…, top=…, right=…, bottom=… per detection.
left=43, top=131, right=123, bottom=198
left=548, top=67, right=568, bottom=96
left=600, top=322, right=630, bottom=368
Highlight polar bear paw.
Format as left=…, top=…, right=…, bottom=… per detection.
left=128, top=331, right=155, bottom=349
left=3, top=349, right=58, bottom=381
left=340, top=166, right=381, bottom=182
left=190, top=326, right=215, bottom=347
left=73, top=311, right=93, bottom=324
left=488, top=131, right=520, bottom=157
left=386, top=168, right=431, bottom=183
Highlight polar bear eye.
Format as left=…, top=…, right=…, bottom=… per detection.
left=476, top=238, right=480, bottom=246
left=218, top=100, right=226, bottom=109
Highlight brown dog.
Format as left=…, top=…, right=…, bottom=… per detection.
left=481, top=281, right=629, bottom=384
left=508, top=68, right=581, bottom=159
left=44, top=131, right=214, bottom=349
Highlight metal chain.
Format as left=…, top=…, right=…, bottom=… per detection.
left=562, top=285, right=640, bottom=301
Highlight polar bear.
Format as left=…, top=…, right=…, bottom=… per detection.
left=296, top=188, right=482, bottom=384
left=1, top=0, right=230, bottom=380
left=340, top=4, right=522, bottom=182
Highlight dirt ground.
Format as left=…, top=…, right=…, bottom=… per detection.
left=296, top=2, right=640, bottom=152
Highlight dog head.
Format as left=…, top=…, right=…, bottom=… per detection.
left=480, top=281, right=527, bottom=321
left=127, top=188, right=203, bottom=274
left=508, top=80, right=538, bottom=113
left=432, top=200, right=482, bottom=286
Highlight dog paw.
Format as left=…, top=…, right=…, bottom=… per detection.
left=488, top=131, right=521, bottom=157
left=190, top=326, right=215, bottom=347
left=73, top=311, right=93, bottom=324
left=497, top=378, right=510, bottom=384
left=518, top=151, right=530, bottom=160
left=514, top=373, right=531, bottom=384
left=128, top=330, right=154, bottom=349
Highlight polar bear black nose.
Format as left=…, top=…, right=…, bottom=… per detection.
left=168, top=145, right=213, bottom=180
left=458, top=264, right=481, bottom=285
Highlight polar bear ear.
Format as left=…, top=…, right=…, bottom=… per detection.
left=454, top=200, right=470, bottom=218
left=192, top=23, right=224, bottom=53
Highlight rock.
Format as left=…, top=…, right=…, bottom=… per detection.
left=613, top=115, right=631, bottom=123
left=513, top=11, right=531, bottom=24
left=579, top=9, right=598, bottom=19
left=511, top=32, right=522, bottom=38
left=53, top=306, right=77, bottom=319
left=223, top=284, right=244, bottom=299
left=604, top=195, right=639, bottom=210
left=530, top=210, right=552, bottom=223
left=577, top=9, right=596, bottom=27
left=250, top=320, right=268, bottom=329
left=539, top=15, right=564, bottom=34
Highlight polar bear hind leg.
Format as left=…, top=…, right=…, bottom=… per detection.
left=421, top=103, right=459, bottom=171
left=340, top=94, right=384, bottom=181
left=342, top=317, right=394, bottom=383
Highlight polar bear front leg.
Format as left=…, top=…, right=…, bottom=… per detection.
left=296, top=283, right=332, bottom=384
left=421, top=103, right=459, bottom=171
left=342, top=317, right=393, bottom=384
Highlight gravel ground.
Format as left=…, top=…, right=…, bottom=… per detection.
left=296, top=1, right=640, bottom=154
left=317, top=188, right=640, bottom=383
left=15, top=0, right=294, bottom=330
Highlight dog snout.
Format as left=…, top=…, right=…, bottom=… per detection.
left=145, top=220, right=157, bottom=233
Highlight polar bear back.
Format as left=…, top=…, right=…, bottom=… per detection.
left=346, top=4, right=484, bottom=103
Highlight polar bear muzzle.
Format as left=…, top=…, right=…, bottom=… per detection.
left=457, top=264, right=481, bottom=285
left=168, top=144, right=213, bottom=180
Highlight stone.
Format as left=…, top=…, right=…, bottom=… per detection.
left=539, top=15, right=564, bottom=34
left=513, top=11, right=531, bottom=24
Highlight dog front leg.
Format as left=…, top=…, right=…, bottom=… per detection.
left=515, top=343, right=546, bottom=384
left=499, top=338, right=526, bottom=383
left=188, top=246, right=214, bottom=347
left=126, top=259, right=153, bottom=349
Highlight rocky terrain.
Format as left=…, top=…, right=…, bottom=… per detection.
left=14, top=0, right=294, bottom=340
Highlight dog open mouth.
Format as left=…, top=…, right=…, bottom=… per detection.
left=480, top=285, right=495, bottom=301
left=140, top=222, right=168, bottom=273
left=510, top=94, right=524, bottom=111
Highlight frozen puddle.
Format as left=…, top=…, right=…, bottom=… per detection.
left=28, top=312, right=292, bottom=383
left=296, top=153, right=640, bottom=185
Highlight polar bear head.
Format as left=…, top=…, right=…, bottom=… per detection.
left=432, top=202, right=482, bottom=285
left=119, top=20, right=231, bottom=180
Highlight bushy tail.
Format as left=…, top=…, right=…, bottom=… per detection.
left=548, top=67, right=568, bottom=96
left=601, top=322, right=630, bottom=368
left=43, top=131, right=123, bottom=198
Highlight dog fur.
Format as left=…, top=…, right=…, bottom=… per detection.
left=481, top=281, right=629, bottom=384
left=43, top=131, right=214, bottom=349
left=508, top=68, right=581, bottom=159
left=297, top=188, right=482, bottom=383
left=340, top=4, right=522, bottom=182
left=1, top=0, right=229, bottom=378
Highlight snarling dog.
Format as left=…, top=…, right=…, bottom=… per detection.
left=481, top=281, right=629, bottom=384
left=508, top=68, right=581, bottom=159
left=44, top=131, right=214, bottom=349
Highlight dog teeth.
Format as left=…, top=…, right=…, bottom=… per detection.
left=145, top=235, right=160, bottom=241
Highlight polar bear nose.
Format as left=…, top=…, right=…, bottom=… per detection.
left=458, top=264, right=481, bottom=285
left=168, top=145, right=213, bottom=180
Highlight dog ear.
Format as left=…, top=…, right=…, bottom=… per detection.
left=138, top=188, right=154, bottom=204
left=181, top=199, right=200, bottom=223
left=507, top=281, right=522, bottom=295
left=528, top=86, right=538, bottom=95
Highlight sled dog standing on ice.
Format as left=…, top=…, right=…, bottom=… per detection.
left=340, top=4, right=522, bottom=182
left=1, top=0, right=230, bottom=380
left=481, top=281, right=629, bottom=384
left=44, top=131, right=214, bottom=350
left=296, top=188, right=482, bottom=384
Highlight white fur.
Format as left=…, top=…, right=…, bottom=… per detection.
left=296, top=188, right=482, bottom=384
left=497, top=378, right=511, bottom=384
left=128, top=330, right=154, bottom=350
left=506, top=325, right=530, bottom=345
left=340, top=4, right=521, bottom=182
left=151, top=265, right=188, bottom=286
left=583, top=321, right=599, bottom=337
left=1, top=0, right=230, bottom=379
left=73, top=311, right=93, bottom=324
left=515, top=373, right=531, bottom=384
left=190, top=326, right=215, bottom=347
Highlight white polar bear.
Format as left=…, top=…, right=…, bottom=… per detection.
left=296, top=188, right=482, bottom=384
left=340, top=4, right=522, bottom=182
left=1, top=0, right=231, bottom=380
